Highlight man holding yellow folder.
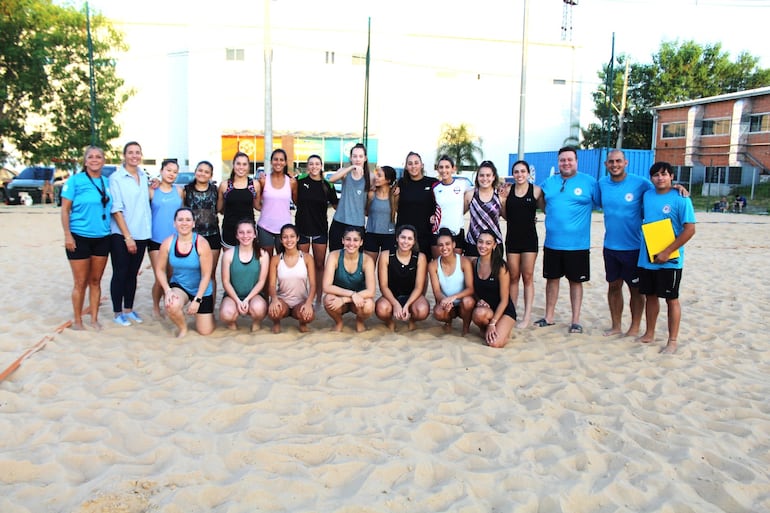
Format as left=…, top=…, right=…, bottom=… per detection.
left=637, top=162, right=696, bottom=354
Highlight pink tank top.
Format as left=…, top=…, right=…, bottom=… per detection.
left=259, top=174, right=292, bottom=233
left=277, top=252, right=309, bottom=308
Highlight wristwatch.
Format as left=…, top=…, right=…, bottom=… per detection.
left=193, top=296, right=202, bottom=304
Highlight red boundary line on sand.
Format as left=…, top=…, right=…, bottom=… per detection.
left=0, top=320, right=72, bottom=383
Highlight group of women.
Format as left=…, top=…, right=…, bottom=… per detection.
left=61, top=142, right=543, bottom=347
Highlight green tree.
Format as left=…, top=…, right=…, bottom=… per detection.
left=0, top=0, right=130, bottom=166
left=582, top=40, right=770, bottom=149
left=436, top=123, right=483, bottom=171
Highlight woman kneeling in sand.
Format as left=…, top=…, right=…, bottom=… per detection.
left=322, top=226, right=376, bottom=332
left=154, top=207, right=215, bottom=337
left=374, top=224, right=430, bottom=331
left=219, top=219, right=270, bottom=332
left=428, top=228, right=476, bottom=335
left=472, top=229, right=516, bottom=347
left=267, top=224, right=316, bottom=333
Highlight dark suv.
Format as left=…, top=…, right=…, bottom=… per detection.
left=5, top=166, right=56, bottom=205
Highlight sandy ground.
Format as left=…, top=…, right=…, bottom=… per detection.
left=1, top=205, right=769, bottom=513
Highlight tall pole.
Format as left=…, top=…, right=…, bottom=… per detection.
left=517, top=0, right=529, bottom=162
left=362, top=17, right=371, bottom=148
left=616, top=59, right=629, bottom=149
left=264, top=0, right=273, bottom=165
left=86, top=2, right=97, bottom=145
left=604, top=33, right=615, bottom=153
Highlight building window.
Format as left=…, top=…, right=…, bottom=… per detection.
left=325, top=51, right=335, bottom=64
left=701, top=118, right=730, bottom=136
left=749, top=113, right=769, bottom=133
left=662, top=122, right=686, bottom=139
left=226, top=48, right=245, bottom=61
left=706, top=166, right=741, bottom=185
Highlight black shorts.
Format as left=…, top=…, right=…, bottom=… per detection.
left=363, top=232, right=395, bottom=253
left=543, top=248, right=590, bottom=282
left=148, top=240, right=162, bottom=252
left=66, top=233, right=110, bottom=260
left=328, top=220, right=364, bottom=252
left=169, top=281, right=215, bottom=314
left=203, top=233, right=222, bottom=251
left=299, top=233, right=329, bottom=245
left=603, top=248, right=640, bottom=286
left=638, top=268, right=682, bottom=299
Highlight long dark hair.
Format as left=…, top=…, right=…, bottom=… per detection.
left=277, top=223, right=298, bottom=254
left=230, top=151, right=250, bottom=181
left=395, top=224, right=419, bottom=254
left=236, top=218, right=262, bottom=256
left=478, top=228, right=506, bottom=278
left=309, top=154, right=338, bottom=207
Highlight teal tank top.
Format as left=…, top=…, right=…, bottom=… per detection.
left=230, top=246, right=261, bottom=300
left=332, top=251, right=365, bottom=292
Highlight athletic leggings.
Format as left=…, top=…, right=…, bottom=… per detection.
left=109, top=234, right=148, bottom=313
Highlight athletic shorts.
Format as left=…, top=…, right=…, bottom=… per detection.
left=638, top=268, right=682, bottom=300
left=328, top=220, right=364, bottom=252
left=363, top=232, right=395, bottom=253
left=66, top=233, right=110, bottom=260
left=257, top=225, right=281, bottom=250
left=169, top=281, right=214, bottom=314
left=299, top=233, right=329, bottom=246
left=542, top=247, right=590, bottom=282
left=203, top=233, right=222, bottom=251
left=603, top=248, right=641, bottom=286
left=148, top=240, right=162, bottom=252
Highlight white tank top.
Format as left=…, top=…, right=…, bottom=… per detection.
left=277, top=251, right=310, bottom=308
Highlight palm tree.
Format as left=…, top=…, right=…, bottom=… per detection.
left=436, top=123, right=483, bottom=171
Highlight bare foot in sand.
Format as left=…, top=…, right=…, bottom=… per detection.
left=385, top=320, right=395, bottom=332
left=356, top=319, right=367, bottom=332
left=516, top=315, right=531, bottom=329
left=226, top=322, right=238, bottom=331
left=176, top=328, right=188, bottom=338
left=603, top=327, right=622, bottom=337
left=624, top=328, right=640, bottom=338
left=298, top=323, right=309, bottom=333
left=659, top=340, right=677, bottom=354
left=89, top=321, right=103, bottom=331
left=408, top=320, right=416, bottom=331
left=636, top=333, right=655, bottom=344
left=71, top=321, right=85, bottom=331
left=332, top=321, right=343, bottom=332
left=271, top=322, right=281, bottom=334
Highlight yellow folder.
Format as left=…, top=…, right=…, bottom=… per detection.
left=641, top=218, right=680, bottom=263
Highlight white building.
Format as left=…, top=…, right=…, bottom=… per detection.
left=100, top=1, right=588, bottom=181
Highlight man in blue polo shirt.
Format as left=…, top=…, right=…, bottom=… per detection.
left=536, top=146, right=599, bottom=334
left=637, top=162, right=696, bottom=354
left=598, top=149, right=653, bottom=337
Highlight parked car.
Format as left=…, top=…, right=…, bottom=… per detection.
left=5, top=166, right=57, bottom=205
left=323, top=171, right=343, bottom=194
left=174, top=172, right=195, bottom=186
left=0, top=168, right=18, bottom=203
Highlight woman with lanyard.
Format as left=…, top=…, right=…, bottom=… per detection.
left=374, top=224, right=430, bottom=331
left=427, top=228, right=476, bottom=335
left=295, top=154, right=338, bottom=304
left=267, top=224, right=317, bottom=333
left=472, top=229, right=517, bottom=348
left=431, top=155, right=468, bottom=258
left=326, top=143, right=370, bottom=252
left=154, top=207, right=215, bottom=337
left=219, top=219, right=270, bottom=332
left=218, top=151, right=260, bottom=250
left=109, top=141, right=152, bottom=326
left=322, top=226, right=376, bottom=332
left=464, top=161, right=504, bottom=259
left=257, top=148, right=297, bottom=255
left=394, top=151, right=437, bottom=260
left=61, top=146, right=112, bottom=331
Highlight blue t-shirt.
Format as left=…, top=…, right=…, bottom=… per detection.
left=637, top=189, right=696, bottom=270
left=598, top=174, right=653, bottom=251
left=61, top=172, right=112, bottom=238
left=542, top=172, right=599, bottom=250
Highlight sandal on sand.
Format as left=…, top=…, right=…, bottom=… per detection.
left=569, top=323, right=583, bottom=334
left=534, top=318, right=555, bottom=327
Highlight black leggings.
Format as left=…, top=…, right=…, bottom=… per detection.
left=110, top=234, right=148, bottom=313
